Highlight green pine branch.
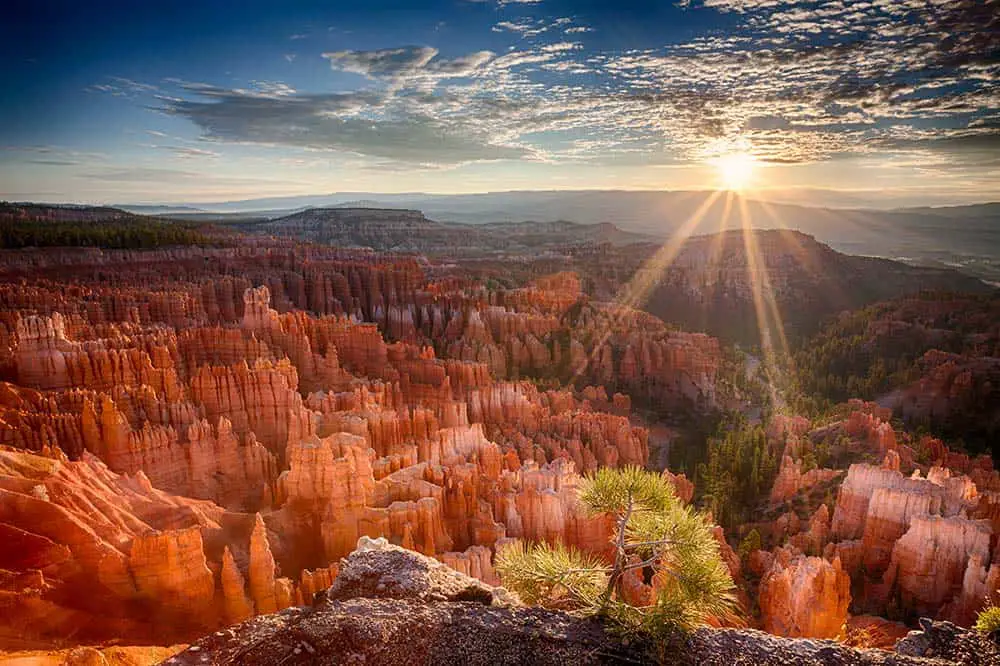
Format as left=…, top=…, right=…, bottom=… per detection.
left=497, top=466, right=739, bottom=641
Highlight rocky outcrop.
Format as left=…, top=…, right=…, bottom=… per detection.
left=326, top=536, right=507, bottom=605
left=770, top=455, right=841, bottom=504
left=895, top=618, right=1000, bottom=664
left=128, top=527, right=217, bottom=631
left=167, top=538, right=634, bottom=665
left=168, top=540, right=989, bottom=666
left=685, top=622, right=996, bottom=666
left=758, top=546, right=851, bottom=639
left=883, top=516, right=993, bottom=619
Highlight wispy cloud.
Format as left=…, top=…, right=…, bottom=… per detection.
left=492, top=18, right=558, bottom=37
left=81, top=166, right=291, bottom=186
left=26, top=159, right=80, bottom=166
left=159, top=78, right=530, bottom=165
left=540, top=42, right=581, bottom=53
left=2, top=145, right=109, bottom=163
left=322, top=46, right=494, bottom=82
left=86, top=76, right=160, bottom=97
left=165, top=146, right=220, bottom=159
left=82, top=167, right=204, bottom=181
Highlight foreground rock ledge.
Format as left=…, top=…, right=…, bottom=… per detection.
left=161, top=538, right=996, bottom=665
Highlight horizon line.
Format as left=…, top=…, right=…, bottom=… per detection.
left=6, top=187, right=999, bottom=213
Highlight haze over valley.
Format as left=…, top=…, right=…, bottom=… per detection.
left=118, top=191, right=1000, bottom=284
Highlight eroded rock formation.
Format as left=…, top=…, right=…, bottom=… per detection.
left=758, top=546, right=851, bottom=639
left=3, top=230, right=995, bottom=657
left=755, top=402, right=1000, bottom=634
left=0, top=263, right=675, bottom=646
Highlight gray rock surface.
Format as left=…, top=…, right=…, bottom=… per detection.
left=161, top=539, right=997, bottom=666
left=891, top=619, right=999, bottom=664
left=324, top=536, right=517, bottom=607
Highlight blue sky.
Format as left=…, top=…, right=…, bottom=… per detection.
left=1, top=0, right=997, bottom=205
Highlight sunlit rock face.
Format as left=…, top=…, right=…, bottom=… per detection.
left=754, top=402, right=1000, bottom=633
left=0, top=250, right=687, bottom=646
left=128, top=527, right=218, bottom=631
left=830, top=461, right=979, bottom=585
left=770, top=454, right=841, bottom=504
left=758, top=546, right=851, bottom=639
left=0, top=446, right=229, bottom=641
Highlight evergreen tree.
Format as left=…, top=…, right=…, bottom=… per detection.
left=496, top=466, right=737, bottom=639
left=697, top=419, right=777, bottom=529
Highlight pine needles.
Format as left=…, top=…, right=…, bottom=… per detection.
left=496, top=465, right=738, bottom=642
left=494, top=541, right=607, bottom=612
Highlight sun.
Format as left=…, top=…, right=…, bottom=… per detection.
left=714, top=152, right=758, bottom=191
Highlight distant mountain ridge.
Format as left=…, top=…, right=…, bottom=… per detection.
left=115, top=191, right=1000, bottom=283
left=115, top=190, right=1000, bottom=218
left=628, top=228, right=995, bottom=344
left=229, top=207, right=655, bottom=253
left=3, top=202, right=994, bottom=346
left=225, top=207, right=994, bottom=344
left=18, top=193, right=1000, bottom=283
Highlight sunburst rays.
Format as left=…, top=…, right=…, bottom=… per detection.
left=572, top=190, right=726, bottom=384
left=569, top=185, right=802, bottom=416
left=736, top=195, right=789, bottom=408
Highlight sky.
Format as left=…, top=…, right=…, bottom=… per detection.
left=0, top=0, right=997, bottom=206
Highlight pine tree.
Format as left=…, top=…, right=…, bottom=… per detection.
left=496, top=466, right=737, bottom=639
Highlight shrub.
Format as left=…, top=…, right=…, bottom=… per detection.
left=496, top=466, right=738, bottom=640
left=975, top=602, right=1000, bottom=634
